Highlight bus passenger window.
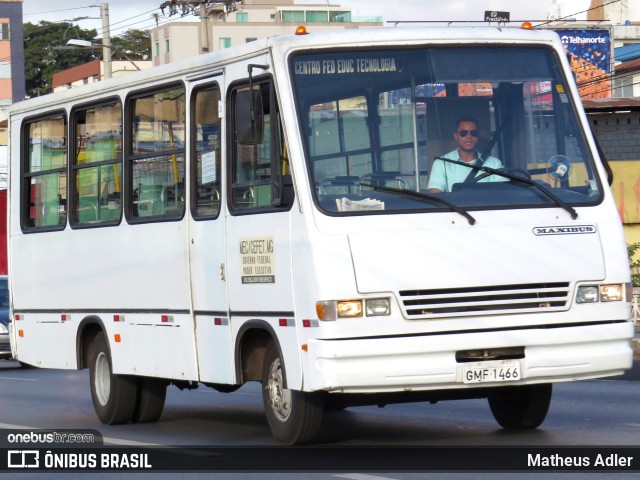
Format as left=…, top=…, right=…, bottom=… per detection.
left=192, top=83, right=221, bottom=218
left=128, top=84, right=186, bottom=220
left=23, top=114, right=68, bottom=230
left=71, top=101, right=123, bottom=226
left=229, top=80, right=283, bottom=211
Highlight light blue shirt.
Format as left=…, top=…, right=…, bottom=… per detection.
left=427, top=149, right=503, bottom=193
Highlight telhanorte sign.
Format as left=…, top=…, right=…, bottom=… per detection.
left=484, top=11, right=510, bottom=22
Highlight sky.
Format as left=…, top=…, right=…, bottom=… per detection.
left=20, top=0, right=640, bottom=39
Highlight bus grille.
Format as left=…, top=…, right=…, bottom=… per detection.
left=399, top=282, right=571, bottom=318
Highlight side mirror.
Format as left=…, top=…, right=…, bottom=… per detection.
left=235, top=89, right=263, bottom=145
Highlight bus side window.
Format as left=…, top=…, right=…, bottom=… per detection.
left=127, top=84, right=186, bottom=221
left=70, top=101, right=123, bottom=227
left=22, top=114, right=68, bottom=231
left=191, top=82, right=222, bottom=219
left=229, top=79, right=285, bottom=211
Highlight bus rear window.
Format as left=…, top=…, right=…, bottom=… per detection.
left=22, top=114, right=68, bottom=230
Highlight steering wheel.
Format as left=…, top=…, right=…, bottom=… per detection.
left=471, top=167, right=531, bottom=183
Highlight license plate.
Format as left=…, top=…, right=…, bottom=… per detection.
left=462, top=360, right=522, bottom=384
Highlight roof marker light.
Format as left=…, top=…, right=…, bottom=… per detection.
left=295, top=26, right=308, bottom=35
left=521, top=22, right=533, bottom=30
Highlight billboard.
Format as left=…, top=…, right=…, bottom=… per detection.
left=554, top=29, right=612, bottom=99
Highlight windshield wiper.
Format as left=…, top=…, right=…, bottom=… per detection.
left=434, top=156, right=578, bottom=220
left=359, top=182, right=476, bottom=225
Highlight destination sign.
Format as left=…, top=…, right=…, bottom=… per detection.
left=294, top=57, right=397, bottom=75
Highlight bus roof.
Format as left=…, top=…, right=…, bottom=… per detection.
left=10, top=26, right=561, bottom=116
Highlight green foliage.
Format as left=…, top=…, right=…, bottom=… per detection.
left=110, top=29, right=152, bottom=61
left=24, top=23, right=151, bottom=97
left=629, top=242, right=640, bottom=287
left=24, top=21, right=98, bottom=97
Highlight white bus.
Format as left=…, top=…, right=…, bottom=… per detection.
left=8, top=26, right=634, bottom=445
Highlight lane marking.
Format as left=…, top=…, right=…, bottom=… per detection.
left=334, top=475, right=399, bottom=480
left=0, top=376, right=37, bottom=382
left=0, top=422, right=39, bottom=430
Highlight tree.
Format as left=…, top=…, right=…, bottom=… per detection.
left=24, top=23, right=152, bottom=97
left=110, top=29, right=152, bottom=61
left=23, top=21, right=99, bottom=97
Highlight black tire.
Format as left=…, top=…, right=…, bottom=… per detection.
left=132, top=377, right=167, bottom=423
left=261, top=341, right=324, bottom=445
left=88, top=331, right=138, bottom=425
left=488, top=383, right=552, bottom=430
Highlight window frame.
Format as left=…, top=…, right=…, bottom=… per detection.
left=0, top=23, right=9, bottom=41
left=226, top=74, right=291, bottom=216
left=69, top=97, right=123, bottom=229
left=124, top=81, right=187, bottom=224
left=190, top=80, right=223, bottom=221
left=20, top=110, right=69, bottom=233
left=290, top=45, right=603, bottom=216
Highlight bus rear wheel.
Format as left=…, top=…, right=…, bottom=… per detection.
left=261, top=341, right=324, bottom=445
left=488, top=383, right=552, bottom=430
left=88, top=331, right=138, bottom=425
left=132, top=377, right=167, bottom=423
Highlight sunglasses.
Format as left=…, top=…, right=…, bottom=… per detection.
left=457, top=129, right=479, bottom=137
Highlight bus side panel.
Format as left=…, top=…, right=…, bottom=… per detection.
left=127, top=314, right=198, bottom=380
left=10, top=217, right=198, bottom=378
left=225, top=210, right=300, bottom=388
left=195, top=315, right=234, bottom=384
left=189, top=216, right=234, bottom=384
left=11, top=315, right=75, bottom=369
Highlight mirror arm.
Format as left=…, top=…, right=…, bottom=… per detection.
left=247, top=64, right=269, bottom=126
left=247, top=64, right=269, bottom=91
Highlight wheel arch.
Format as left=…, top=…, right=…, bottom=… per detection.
left=235, top=320, right=283, bottom=384
left=76, top=315, right=107, bottom=370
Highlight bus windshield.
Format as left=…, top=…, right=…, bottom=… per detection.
left=290, top=45, right=601, bottom=215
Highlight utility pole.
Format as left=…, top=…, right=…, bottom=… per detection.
left=200, top=2, right=210, bottom=54
left=160, top=1, right=242, bottom=54
left=101, top=3, right=112, bottom=79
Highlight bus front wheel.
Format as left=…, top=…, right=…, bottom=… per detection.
left=488, top=383, right=552, bottom=430
left=88, top=331, right=138, bottom=425
left=261, top=341, right=324, bottom=444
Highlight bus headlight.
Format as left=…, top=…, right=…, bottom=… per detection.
left=337, top=300, right=363, bottom=318
left=366, top=298, right=391, bottom=316
left=576, top=283, right=628, bottom=303
left=600, top=284, right=624, bottom=302
left=576, top=285, right=599, bottom=303
left=316, top=298, right=391, bottom=321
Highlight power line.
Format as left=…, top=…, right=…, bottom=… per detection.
left=22, top=6, right=100, bottom=17
left=534, top=0, right=622, bottom=27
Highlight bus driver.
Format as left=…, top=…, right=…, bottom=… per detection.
left=427, top=116, right=503, bottom=193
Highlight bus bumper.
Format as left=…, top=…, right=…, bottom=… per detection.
left=304, top=321, right=634, bottom=393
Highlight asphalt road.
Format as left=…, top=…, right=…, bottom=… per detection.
left=1, top=359, right=639, bottom=479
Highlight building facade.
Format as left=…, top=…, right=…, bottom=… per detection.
left=0, top=0, right=25, bottom=108
left=151, top=0, right=382, bottom=66
left=51, top=59, right=153, bottom=93
left=0, top=0, right=24, bottom=188
left=583, top=100, right=640, bottom=245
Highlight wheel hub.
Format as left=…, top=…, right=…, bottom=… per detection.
left=266, top=357, right=291, bottom=422
left=94, top=351, right=111, bottom=407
